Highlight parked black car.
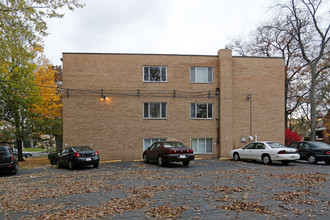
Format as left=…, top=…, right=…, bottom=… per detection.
left=143, top=141, right=194, bottom=166
left=0, top=145, right=19, bottom=175
left=12, top=149, right=32, bottom=158
left=288, top=141, right=330, bottom=164
left=57, top=146, right=99, bottom=169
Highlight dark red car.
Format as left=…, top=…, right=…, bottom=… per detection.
left=143, top=141, right=194, bottom=166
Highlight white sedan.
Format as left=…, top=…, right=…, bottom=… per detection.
left=230, top=141, right=300, bottom=165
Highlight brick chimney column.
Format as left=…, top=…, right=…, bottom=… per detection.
left=218, top=49, right=233, bottom=158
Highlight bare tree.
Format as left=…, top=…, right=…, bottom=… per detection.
left=227, top=0, right=329, bottom=140
left=275, top=0, right=329, bottom=140
left=226, top=21, right=309, bottom=130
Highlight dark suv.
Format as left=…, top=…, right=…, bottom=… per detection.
left=0, top=145, right=19, bottom=175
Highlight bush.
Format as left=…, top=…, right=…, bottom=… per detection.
left=48, top=153, right=58, bottom=165
left=285, top=129, right=303, bottom=146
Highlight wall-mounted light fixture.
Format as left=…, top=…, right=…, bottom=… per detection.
left=100, top=95, right=108, bottom=101
left=100, top=88, right=109, bottom=101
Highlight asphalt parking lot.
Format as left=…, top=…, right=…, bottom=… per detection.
left=0, top=160, right=329, bottom=219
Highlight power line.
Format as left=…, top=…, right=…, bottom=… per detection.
left=1, top=79, right=254, bottom=100
left=1, top=79, right=218, bottom=99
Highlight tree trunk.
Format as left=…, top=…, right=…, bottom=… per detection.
left=309, top=65, right=317, bottom=141
left=55, top=135, right=63, bottom=153
left=16, top=139, right=25, bottom=161
left=285, top=75, right=289, bottom=129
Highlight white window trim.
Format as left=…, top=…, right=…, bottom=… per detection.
left=143, top=103, right=167, bottom=119
left=143, top=138, right=167, bottom=151
left=143, top=66, right=167, bottom=83
left=191, top=138, right=213, bottom=154
left=190, top=67, right=213, bottom=83
left=191, top=103, right=213, bottom=119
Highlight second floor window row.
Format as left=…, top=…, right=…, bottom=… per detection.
left=143, top=66, right=213, bottom=83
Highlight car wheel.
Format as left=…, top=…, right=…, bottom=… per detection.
left=262, top=155, right=272, bottom=165
left=281, top=161, right=290, bottom=165
left=143, top=154, right=148, bottom=163
left=233, top=153, right=240, bottom=161
left=57, top=160, right=62, bottom=168
left=307, top=154, right=318, bottom=164
left=93, top=163, right=99, bottom=168
left=182, top=161, right=190, bottom=166
left=12, top=164, right=18, bottom=175
left=68, top=160, right=74, bottom=170
left=158, top=156, right=163, bottom=166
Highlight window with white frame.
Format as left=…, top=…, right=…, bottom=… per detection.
left=191, top=103, right=213, bottom=119
left=144, top=66, right=167, bottom=82
left=190, top=67, right=213, bottom=83
left=143, top=138, right=167, bottom=151
left=191, top=138, right=213, bottom=154
left=144, top=103, right=167, bottom=119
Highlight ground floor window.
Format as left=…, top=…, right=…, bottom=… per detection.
left=143, top=138, right=166, bottom=151
left=191, top=138, right=213, bottom=154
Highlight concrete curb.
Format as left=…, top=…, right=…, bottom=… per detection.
left=100, top=160, right=122, bottom=163
left=99, top=158, right=233, bottom=163
left=219, top=158, right=232, bottom=161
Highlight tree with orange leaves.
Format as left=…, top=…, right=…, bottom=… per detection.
left=1, top=1, right=83, bottom=160
left=33, top=53, right=63, bottom=153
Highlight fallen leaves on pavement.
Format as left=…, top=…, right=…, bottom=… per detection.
left=220, top=200, right=272, bottom=214
left=0, top=161, right=329, bottom=219
left=145, top=205, right=189, bottom=219
left=273, top=189, right=320, bottom=205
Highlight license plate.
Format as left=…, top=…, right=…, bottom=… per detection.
left=86, top=157, right=92, bottom=161
left=180, top=155, right=186, bottom=158
left=291, top=156, right=296, bottom=158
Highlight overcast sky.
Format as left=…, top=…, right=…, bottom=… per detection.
left=43, top=0, right=274, bottom=65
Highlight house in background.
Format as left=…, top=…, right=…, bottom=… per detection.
left=62, top=49, right=285, bottom=161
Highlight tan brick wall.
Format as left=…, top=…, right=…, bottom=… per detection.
left=231, top=57, right=285, bottom=150
left=63, top=53, right=220, bottom=161
left=62, top=50, right=284, bottom=161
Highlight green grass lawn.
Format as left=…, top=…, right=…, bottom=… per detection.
left=22, top=147, right=44, bottom=152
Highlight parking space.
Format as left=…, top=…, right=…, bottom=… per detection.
left=0, top=160, right=329, bottom=219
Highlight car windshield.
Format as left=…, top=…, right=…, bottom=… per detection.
left=311, top=142, right=330, bottom=149
left=267, top=142, right=287, bottom=148
left=73, top=146, right=93, bottom=151
left=163, top=142, right=186, bottom=148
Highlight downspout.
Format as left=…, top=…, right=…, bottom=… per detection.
left=216, top=87, right=220, bottom=157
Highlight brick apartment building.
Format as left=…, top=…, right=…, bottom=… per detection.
left=62, top=49, right=285, bottom=161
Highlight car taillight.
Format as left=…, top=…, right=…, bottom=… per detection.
left=187, top=149, right=193, bottom=153
left=73, top=152, right=81, bottom=157
left=10, top=156, right=14, bottom=161
left=326, top=151, right=330, bottom=155
left=169, top=150, right=177, bottom=154
left=295, top=150, right=298, bottom=153
left=95, top=151, right=99, bottom=156
left=278, top=150, right=287, bottom=154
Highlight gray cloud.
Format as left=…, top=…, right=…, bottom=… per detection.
left=43, top=0, right=273, bottom=65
